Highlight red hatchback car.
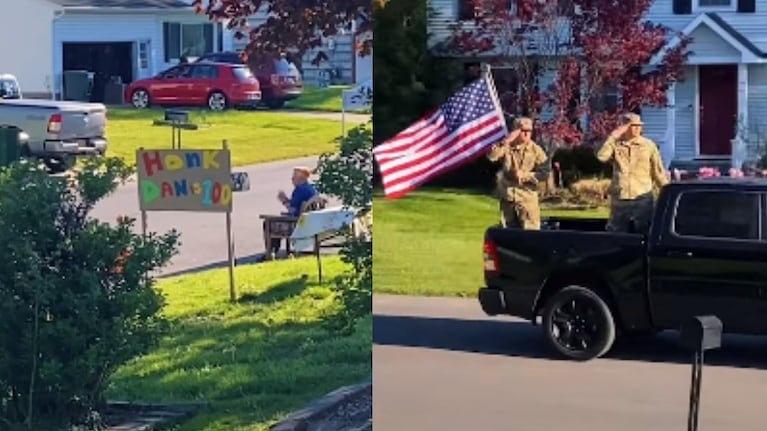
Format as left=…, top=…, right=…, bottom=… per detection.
left=125, top=63, right=261, bottom=111
left=195, top=52, right=303, bottom=109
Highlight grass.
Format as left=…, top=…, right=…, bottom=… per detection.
left=106, top=256, right=371, bottom=431
left=285, top=86, right=369, bottom=113
left=373, top=188, right=608, bottom=297
left=105, top=107, right=344, bottom=167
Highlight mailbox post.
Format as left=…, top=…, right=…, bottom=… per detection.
left=679, top=315, right=723, bottom=431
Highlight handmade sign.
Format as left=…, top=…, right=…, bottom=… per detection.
left=136, top=148, right=233, bottom=212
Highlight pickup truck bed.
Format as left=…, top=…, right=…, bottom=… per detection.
left=0, top=99, right=108, bottom=171
left=480, top=179, right=767, bottom=360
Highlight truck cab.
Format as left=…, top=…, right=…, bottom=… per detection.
left=479, top=178, right=767, bottom=360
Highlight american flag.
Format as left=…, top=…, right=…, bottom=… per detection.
left=373, top=75, right=508, bottom=199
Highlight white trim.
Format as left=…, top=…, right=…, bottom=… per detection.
left=692, top=0, right=737, bottom=14
left=694, top=66, right=701, bottom=157
left=664, top=83, right=676, bottom=167
left=650, top=14, right=763, bottom=65
left=688, top=55, right=743, bottom=64
left=733, top=63, right=749, bottom=169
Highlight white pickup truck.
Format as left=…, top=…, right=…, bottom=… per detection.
left=0, top=98, right=109, bottom=172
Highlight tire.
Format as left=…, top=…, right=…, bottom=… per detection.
left=131, top=89, right=151, bottom=109
left=264, top=99, right=285, bottom=109
left=542, top=285, right=616, bottom=360
left=208, top=91, right=228, bottom=111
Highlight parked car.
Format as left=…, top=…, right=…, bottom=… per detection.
left=195, top=51, right=303, bottom=109
left=479, top=179, right=767, bottom=360
left=0, top=73, right=22, bottom=99
left=0, top=99, right=108, bottom=172
left=125, top=63, right=261, bottom=111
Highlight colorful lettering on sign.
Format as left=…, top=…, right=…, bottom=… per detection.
left=140, top=179, right=232, bottom=207
left=141, top=150, right=221, bottom=177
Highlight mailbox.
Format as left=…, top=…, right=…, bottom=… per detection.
left=680, top=315, right=723, bottom=352
left=164, top=109, right=189, bottom=124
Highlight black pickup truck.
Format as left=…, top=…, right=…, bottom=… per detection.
left=479, top=178, right=767, bottom=360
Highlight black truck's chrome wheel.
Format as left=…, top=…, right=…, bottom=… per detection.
left=542, top=286, right=616, bottom=360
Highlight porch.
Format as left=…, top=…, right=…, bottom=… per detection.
left=648, top=13, right=767, bottom=170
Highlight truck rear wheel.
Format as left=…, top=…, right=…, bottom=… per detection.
left=542, top=286, right=616, bottom=361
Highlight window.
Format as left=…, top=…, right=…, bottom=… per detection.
left=693, top=0, right=736, bottom=12
left=673, top=191, right=761, bottom=240
left=190, top=65, right=218, bottom=79
left=589, top=85, right=620, bottom=114
left=232, top=66, right=254, bottom=82
left=698, top=0, right=732, bottom=6
left=163, top=22, right=214, bottom=61
left=160, top=65, right=192, bottom=79
left=458, top=0, right=514, bottom=20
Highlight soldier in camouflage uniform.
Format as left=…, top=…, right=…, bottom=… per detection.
left=487, top=117, right=550, bottom=229
left=597, top=113, right=669, bottom=233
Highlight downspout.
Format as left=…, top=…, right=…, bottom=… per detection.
left=52, top=9, right=66, bottom=100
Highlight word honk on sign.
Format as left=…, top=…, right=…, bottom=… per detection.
left=137, top=149, right=233, bottom=212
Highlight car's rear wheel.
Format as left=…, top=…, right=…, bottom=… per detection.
left=542, top=285, right=616, bottom=360
left=131, top=89, right=150, bottom=109
left=208, top=91, right=228, bottom=111
left=264, top=99, right=285, bottom=109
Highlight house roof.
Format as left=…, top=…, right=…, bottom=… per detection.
left=650, top=12, right=767, bottom=65
left=707, top=13, right=767, bottom=58
left=47, top=0, right=192, bottom=8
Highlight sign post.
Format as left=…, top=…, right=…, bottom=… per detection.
left=136, top=141, right=237, bottom=301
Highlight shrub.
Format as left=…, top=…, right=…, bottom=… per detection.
left=0, top=157, right=179, bottom=428
left=570, top=178, right=611, bottom=204
left=315, top=125, right=373, bottom=333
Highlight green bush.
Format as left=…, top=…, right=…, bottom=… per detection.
left=315, top=125, right=373, bottom=333
left=551, top=146, right=612, bottom=186
left=0, top=157, right=179, bottom=429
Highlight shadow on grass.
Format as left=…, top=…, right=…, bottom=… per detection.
left=237, top=276, right=309, bottom=304
left=373, top=314, right=767, bottom=370
left=159, top=249, right=342, bottom=279
left=108, top=273, right=371, bottom=431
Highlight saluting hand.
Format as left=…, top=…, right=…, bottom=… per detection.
left=611, top=124, right=629, bottom=139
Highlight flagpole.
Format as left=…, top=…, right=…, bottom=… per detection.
left=482, top=63, right=508, bottom=134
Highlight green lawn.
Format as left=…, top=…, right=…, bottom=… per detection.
left=105, top=108, right=343, bottom=167
left=373, top=188, right=608, bottom=297
left=285, top=86, right=369, bottom=113
left=107, top=256, right=371, bottom=431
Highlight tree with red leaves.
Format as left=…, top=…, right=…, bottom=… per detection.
left=193, top=0, right=372, bottom=69
left=445, top=0, right=690, bottom=148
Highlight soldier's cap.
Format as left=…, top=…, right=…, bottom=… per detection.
left=514, top=117, right=533, bottom=131
left=622, top=113, right=644, bottom=125
left=293, top=166, right=313, bottom=176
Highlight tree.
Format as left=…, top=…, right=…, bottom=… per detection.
left=194, top=0, right=372, bottom=68
left=0, top=158, right=178, bottom=429
left=445, top=0, right=690, bottom=148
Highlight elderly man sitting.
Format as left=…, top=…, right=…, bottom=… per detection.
left=277, top=166, right=318, bottom=216
left=265, top=166, right=319, bottom=256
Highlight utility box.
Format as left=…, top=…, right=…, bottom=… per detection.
left=0, top=125, right=22, bottom=167
left=63, top=70, right=94, bottom=101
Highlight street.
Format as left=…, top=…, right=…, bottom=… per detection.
left=373, top=294, right=767, bottom=431
left=91, top=155, right=321, bottom=276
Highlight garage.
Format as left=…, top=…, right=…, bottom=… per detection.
left=62, top=42, right=133, bottom=103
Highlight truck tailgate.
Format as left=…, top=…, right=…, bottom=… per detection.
left=58, top=104, right=106, bottom=140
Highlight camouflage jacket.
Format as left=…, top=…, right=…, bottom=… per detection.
left=487, top=138, right=549, bottom=203
left=597, top=135, right=669, bottom=200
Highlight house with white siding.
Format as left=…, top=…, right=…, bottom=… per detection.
left=51, top=0, right=228, bottom=102
left=1, top=0, right=226, bottom=101
left=223, top=9, right=373, bottom=86
left=428, top=0, right=767, bottom=169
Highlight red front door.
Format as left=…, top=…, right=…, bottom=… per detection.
left=698, top=65, right=737, bottom=156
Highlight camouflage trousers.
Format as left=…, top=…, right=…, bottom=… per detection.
left=607, top=193, right=654, bottom=233
left=500, top=199, right=541, bottom=230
